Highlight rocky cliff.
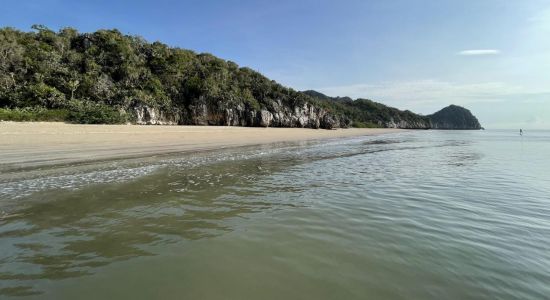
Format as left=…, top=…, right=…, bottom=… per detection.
left=133, top=100, right=350, bottom=129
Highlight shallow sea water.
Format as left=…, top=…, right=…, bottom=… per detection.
left=0, top=130, right=549, bottom=299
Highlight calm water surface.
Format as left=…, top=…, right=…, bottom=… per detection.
left=0, top=130, right=549, bottom=299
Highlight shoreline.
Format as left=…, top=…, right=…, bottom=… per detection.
left=0, top=122, right=405, bottom=173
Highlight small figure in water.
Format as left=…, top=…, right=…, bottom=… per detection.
left=520, top=129, right=523, bottom=136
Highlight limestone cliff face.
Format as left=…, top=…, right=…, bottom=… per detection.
left=132, top=102, right=482, bottom=130
left=428, top=105, right=482, bottom=130
left=381, top=118, right=431, bottom=129
left=133, top=100, right=351, bottom=129
left=133, top=105, right=179, bottom=125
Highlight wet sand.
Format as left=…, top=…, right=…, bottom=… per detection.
left=0, top=122, right=404, bottom=171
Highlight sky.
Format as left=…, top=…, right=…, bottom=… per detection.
left=1, top=0, right=549, bottom=129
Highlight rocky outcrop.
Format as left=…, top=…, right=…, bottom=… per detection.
left=132, top=101, right=481, bottom=130
left=131, top=99, right=350, bottom=129
left=382, top=118, right=430, bottom=129
left=428, top=105, right=482, bottom=130
left=133, top=105, right=179, bottom=125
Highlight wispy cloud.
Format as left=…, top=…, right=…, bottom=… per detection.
left=457, top=49, right=501, bottom=56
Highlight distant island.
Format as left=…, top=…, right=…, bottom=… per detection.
left=0, top=26, right=481, bottom=130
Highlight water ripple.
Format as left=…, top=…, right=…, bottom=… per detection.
left=1, top=130, right=550, bottom=299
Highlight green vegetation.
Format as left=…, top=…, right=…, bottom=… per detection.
left=65, top=102, right=128, bottom=124
left=304, top=91, right=431, bottom=128
left=0, top=25, right=480, bottom=129
left=429, top=105, right=482, bottom=129
left=351, top=121, right=380, bottom=128
left=0, top=107, right=69, bottom=122
left=0, top=25, right=315, bottom=124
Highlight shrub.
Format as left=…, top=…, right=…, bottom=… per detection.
left=0, top=107, right=69, bottom=121
left=352, top=121, right=380, bottom=128
left=66, top=102, right=127, bottom=124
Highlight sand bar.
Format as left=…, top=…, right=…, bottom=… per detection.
left=0, top=122, right=404, bottom=171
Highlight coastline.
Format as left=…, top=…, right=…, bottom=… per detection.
left=0, top=122, right=405, bottom=172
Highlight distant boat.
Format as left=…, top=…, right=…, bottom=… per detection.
left=520, top=129, right=523, bottom=136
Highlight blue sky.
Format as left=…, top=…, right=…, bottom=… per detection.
left=2, top=0, right=549, bottom=128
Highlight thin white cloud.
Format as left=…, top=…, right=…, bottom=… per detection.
left=458, top=49, right=501, bottom=56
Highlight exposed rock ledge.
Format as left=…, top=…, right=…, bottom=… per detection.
left=133, top=100, right=351, bottom=129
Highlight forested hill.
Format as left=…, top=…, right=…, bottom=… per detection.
left=303, top=90, right=431, bottom=128
left=428, top=105, right=482, bottom=130
left=0, top=26, right=481, bottom=129
left=303, top=90, right=483, bottom=129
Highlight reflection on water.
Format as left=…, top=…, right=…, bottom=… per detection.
left=1, top=130, right=550, bottom=299
left=0, top=151, right=307, bottom=296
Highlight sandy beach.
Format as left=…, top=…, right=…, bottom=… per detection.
left=0, top=122, right=404, bottom=171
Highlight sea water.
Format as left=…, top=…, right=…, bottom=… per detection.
left=0, top=130, right=549, bottom=299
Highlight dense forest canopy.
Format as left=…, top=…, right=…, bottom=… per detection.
left=0, top=26, right=481, bottom=129
left=303, top=90, right=432, bottom=128
left=428, top=105, right=482, bottom=130
left=0, top=26, right=313, bottom=123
